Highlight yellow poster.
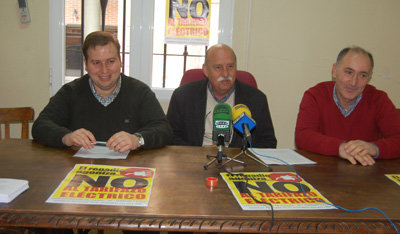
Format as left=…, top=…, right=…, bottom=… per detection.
left=221, top=172, right=335, bottom=211
left=165, top=0, right=211, bottom=45
left=46, top=164, right=155, bottom=206
left=386, top=174, right=400, bottom=186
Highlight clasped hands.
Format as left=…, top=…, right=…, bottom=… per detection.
left=339, top=140, right=378, bottom=166
left=62, top=128, right=142, bottom=152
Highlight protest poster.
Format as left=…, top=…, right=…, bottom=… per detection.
left=47, top=164, right=155, bottom=206
left=165, top=0, right=211, bottom=45
left=221, top=172, right=335, bottom=211
left=386, top=174, right=400, bottom=186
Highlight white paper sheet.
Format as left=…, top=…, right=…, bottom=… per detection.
left=250, top=148, right=316, bottom=165
left=73, top=141, right=129, bottom=159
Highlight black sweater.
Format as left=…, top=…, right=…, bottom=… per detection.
left=32, top=74, right=172, bottom=149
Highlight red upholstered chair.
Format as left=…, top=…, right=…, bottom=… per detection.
left=179, top=68, right=258, bottom=88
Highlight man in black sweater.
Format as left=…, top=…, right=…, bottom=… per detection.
left=32, top=31, right=172, bottom=152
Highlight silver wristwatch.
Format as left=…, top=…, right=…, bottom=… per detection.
left=134, top=133, right=145, bottom=147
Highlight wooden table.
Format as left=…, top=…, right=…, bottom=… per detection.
left=0, top=139, right=400, bottom=233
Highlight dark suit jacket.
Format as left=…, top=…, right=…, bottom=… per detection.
left=167, top=79, right=277, bottom=148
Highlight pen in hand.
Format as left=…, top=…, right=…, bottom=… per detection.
left=91, top=141, right=107, bottom=147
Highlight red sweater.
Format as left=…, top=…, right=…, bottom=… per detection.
left=295, top=81, right=400, bottom=159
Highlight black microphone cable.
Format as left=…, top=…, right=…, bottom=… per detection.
left=242, top=173, right=274, bottom=234
left=221, top=167, right=275, bottom=234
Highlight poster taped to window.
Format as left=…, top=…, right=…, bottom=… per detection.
left=165, top=0, right=211, bottom=45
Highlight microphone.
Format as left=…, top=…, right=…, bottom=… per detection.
left=212, top=103, right=232, bottom=146
left=204, top=103, right=246, bottom=169
left=232, top=104, right=256, bottom=144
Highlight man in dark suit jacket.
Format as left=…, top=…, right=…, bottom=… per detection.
left=167, top=44, right=276, bottom=148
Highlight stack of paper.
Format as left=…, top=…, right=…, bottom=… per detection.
left=0, top=178, right=29, bottom=203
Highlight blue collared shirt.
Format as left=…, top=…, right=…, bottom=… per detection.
left=207, top=82, right=236, bottom=103
left=333, top=84, right=362, bottom=117
left=89, top=76, right=121, bottom=107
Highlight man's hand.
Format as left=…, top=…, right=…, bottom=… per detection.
left=338, top=141, right=377, bottom=166
left=107, top=131, right=141, bottom=152
left=62, top=128, right=96, bottom=149
left=344, top=140, right=378, bottom=157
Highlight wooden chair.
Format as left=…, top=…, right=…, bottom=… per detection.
left=0, top=107, right=34, bottom=139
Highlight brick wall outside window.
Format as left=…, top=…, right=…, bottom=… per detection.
left=65, top=0, right=119, bottom=26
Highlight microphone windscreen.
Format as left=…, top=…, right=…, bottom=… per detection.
left=232, top=104, right=252, bottom=120
left=232, top=104, right=256, bottom=134
left=212, top=103, right=232, bottom=142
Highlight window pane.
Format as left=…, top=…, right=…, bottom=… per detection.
left=152, top=55, right=164, bottom=88
left=123, top=54, right=130, bottom=76
left=186, top=56, right=205, bottom=71
left=152, top=0, right=166, bottom=54
left=209, top=0, right=219, bottom=46
left=65, top=0, right=83, bottom=83
left=187, top=45, right=206, bottom=56
left=121, top=0, right=131, bottom=76
left=65, top=0, right=124, bottom=83
left=65, top=0, right=220, bottom=89
left=152, top=0, right=219, bottom=88
left=167, top=44, right=184, bottom=55
left=165, top=55, right=184, bottom=88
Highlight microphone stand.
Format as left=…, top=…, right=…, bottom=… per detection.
left=220, top=137, right=272, bottom=171
left=204, top=135, right=247, bottom=169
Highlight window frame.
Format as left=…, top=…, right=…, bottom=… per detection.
left=49, top=1, right=65, bottom=97
left=49, top=0, right=235, bottom=101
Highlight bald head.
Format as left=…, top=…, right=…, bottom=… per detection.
left=202, top=44, right=237, bottom=100
left=204, top=44, right=237, bottom=66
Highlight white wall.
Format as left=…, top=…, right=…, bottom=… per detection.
left=233, top=0, right=400, bottom=148
left=1, top=0, right=399, bottom=147
left=0, top=0, right=49, bottom=138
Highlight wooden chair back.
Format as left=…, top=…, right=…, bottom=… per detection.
left=0, top=107, right=34, bottom=139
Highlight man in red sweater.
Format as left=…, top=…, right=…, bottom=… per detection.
left=295, top=46, right=400, bottom=166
